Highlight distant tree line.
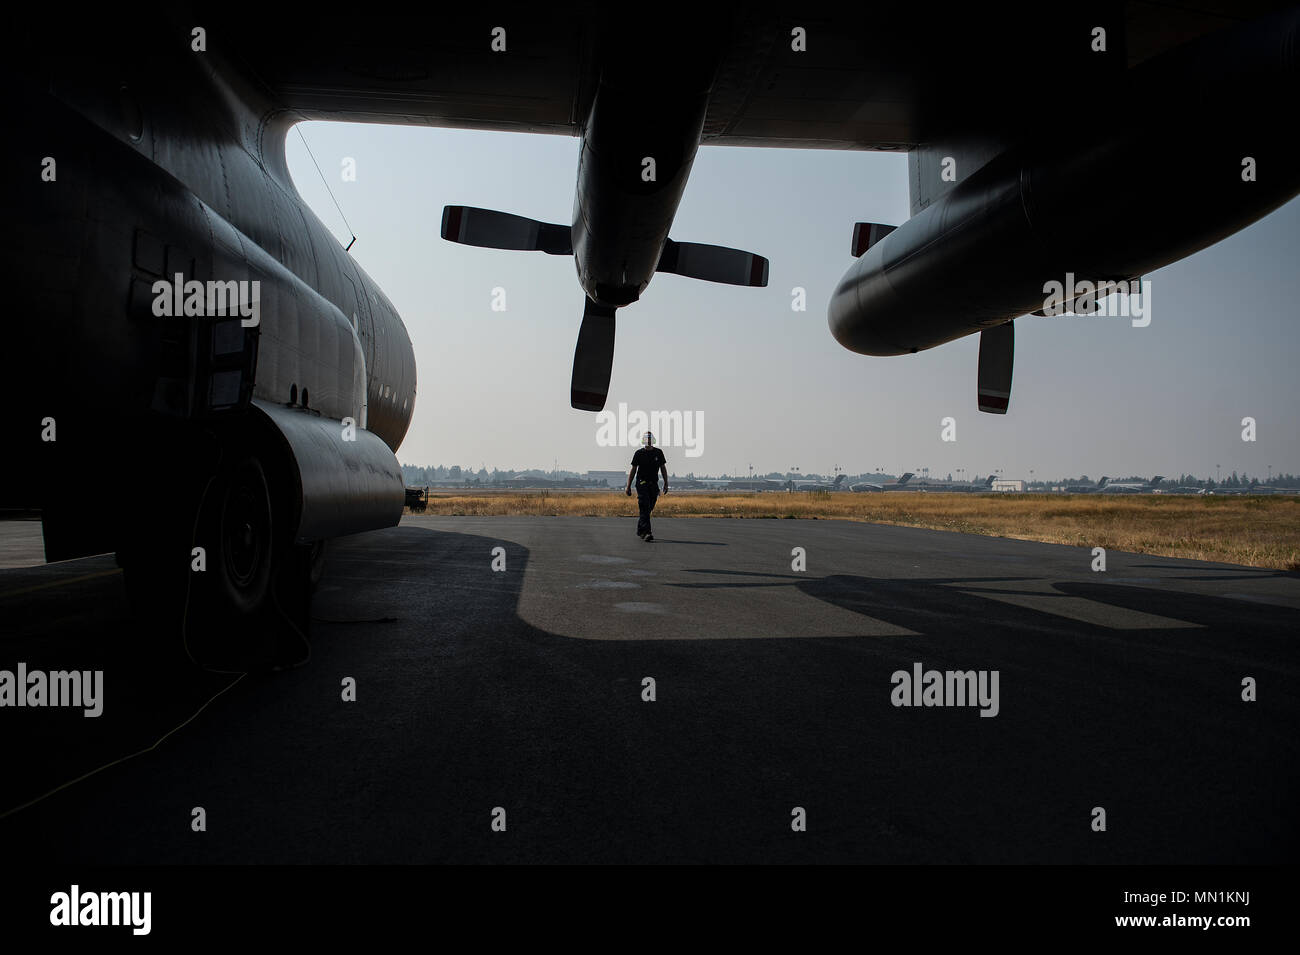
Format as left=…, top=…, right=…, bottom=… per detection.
left=402, top=464, right=1300, bottom=489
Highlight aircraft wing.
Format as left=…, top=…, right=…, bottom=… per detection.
left=205, top=4, right=1278, bottom=150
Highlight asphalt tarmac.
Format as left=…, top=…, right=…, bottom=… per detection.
left=1, top=515, right=1296, bottom=862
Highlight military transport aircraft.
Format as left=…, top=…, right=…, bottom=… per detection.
left=786, top=475, right=848, bottom=491
left=850, top=473, right=916, bottom=493
left=1099, top=476, right=1167, bottom=493
left=5, top=5, right=1298, bottom=663
left=911, top=475, right=998, bottom=493
left=1063, top=477, right=1111, bottom=494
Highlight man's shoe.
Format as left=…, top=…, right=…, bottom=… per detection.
left=643, top=534, right=654, bottom=542
left=637, top=531, right=646, bottom=538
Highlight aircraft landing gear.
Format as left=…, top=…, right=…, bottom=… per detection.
left=210, top=455, right=274, bottom=617
left=119, top=431, right=314, bottom=671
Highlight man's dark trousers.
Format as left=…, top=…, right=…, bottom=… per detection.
left=636, top=481, right=658, bottom=537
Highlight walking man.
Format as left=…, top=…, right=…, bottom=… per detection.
left=625, top=431, right=668, bottom=541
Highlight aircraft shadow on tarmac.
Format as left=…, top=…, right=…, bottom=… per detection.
left=673, top=567, right=1298, bottom=637
left=641, top=539, right=728, bottom=545
left=1, top=523, right=1296, bottom=863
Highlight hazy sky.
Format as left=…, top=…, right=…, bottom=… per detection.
left=286, top=122, right=1300, bottom=480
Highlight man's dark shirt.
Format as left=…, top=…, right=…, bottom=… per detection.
left=630, top=446, right=666, bottom=490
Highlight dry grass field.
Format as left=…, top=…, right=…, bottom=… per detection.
left=410, top=490, right=1300, bottom=571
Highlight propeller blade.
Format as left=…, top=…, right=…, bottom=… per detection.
left=656, top=239, right=768, bottom=287
left=440, top=206, right=572, bottom=254
left=977, top=321, right=1014, bottom=414
left=570, top=299, right=617, bottom=411
left=850, top=222, right=896, bottom=257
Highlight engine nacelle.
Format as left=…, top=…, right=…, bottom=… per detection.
left=830, top=7, right=1300, bottom=357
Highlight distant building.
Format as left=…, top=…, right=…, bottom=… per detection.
left=586, top=470, right=627, bottom=488
left=992, top=479, right=1026, bottom=492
